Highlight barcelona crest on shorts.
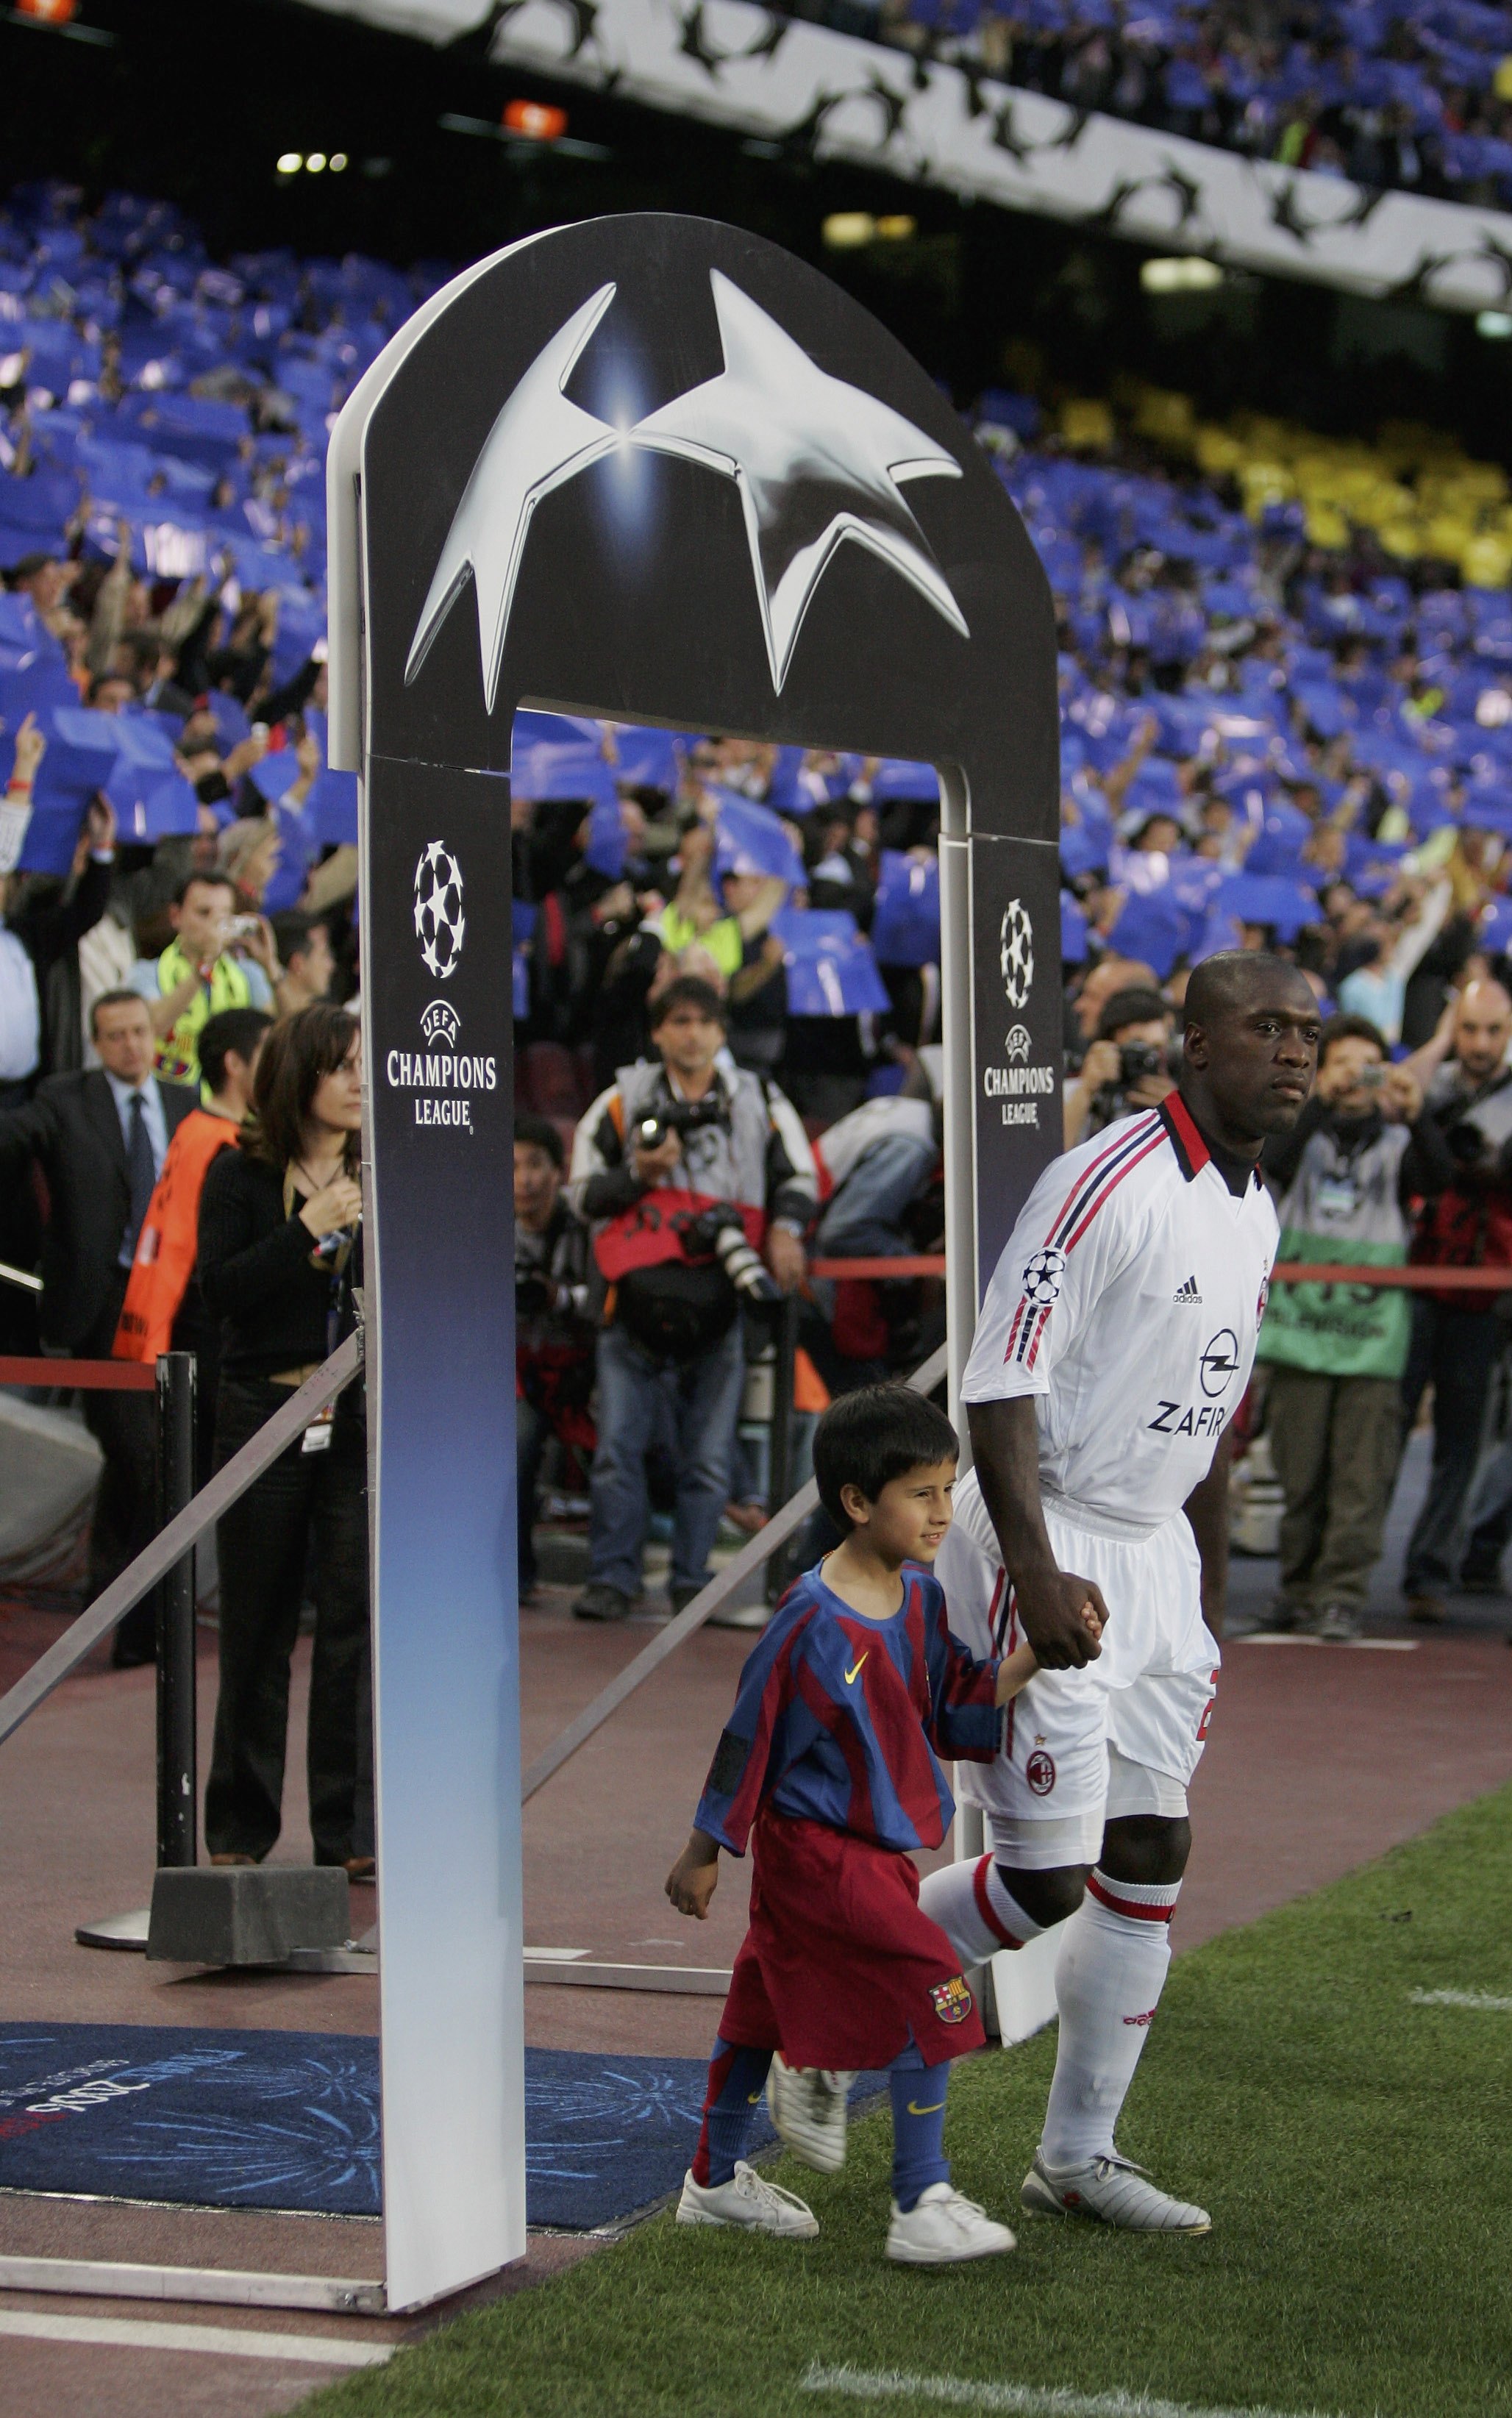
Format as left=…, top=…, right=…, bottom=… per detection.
left=930, top=1975, right=974, bottom=2025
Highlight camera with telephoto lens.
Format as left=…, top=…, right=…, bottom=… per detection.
left=682, top=1202, right=781, bottom=1303
left=634, top=1096, right=730, bottom=1154
left=515, top=1271, right=554, bottom=1321
left=1447, top=1119, right=1492, bottom=1167
left=1119, top=1041, right=1166, bottom=1085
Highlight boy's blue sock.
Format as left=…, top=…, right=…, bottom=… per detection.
left=692, top=2038, right=772, bottom=2186
left=888, top=2038, right=950, bottom=2211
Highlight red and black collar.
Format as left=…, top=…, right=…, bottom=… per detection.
left=1158, top=1093, right=1263, bottom=1192
left=1158, top=1093, right=1209, bottom=1182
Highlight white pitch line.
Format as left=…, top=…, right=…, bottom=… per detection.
left=1409, top=1986, right=1512, bottom=2011
left=800, top=2363, right=1340, bottom=2418
left=1239, top=1635, right=1417, bottom=1652
left=0, top=2310, right=392, bottom=2366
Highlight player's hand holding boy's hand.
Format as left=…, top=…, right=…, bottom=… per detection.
left=995, top=1596, right=1103, bottom=1702
left=1014, top=1566, right=1107, bottom=1668
left=666, top=1829, right=721, bottom=1919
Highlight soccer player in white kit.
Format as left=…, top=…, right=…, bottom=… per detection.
left=920, top=954, right=1319, bottom=2233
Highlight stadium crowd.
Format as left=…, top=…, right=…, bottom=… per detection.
left=6, top=177, right=1512, bottom=1877
left=791, top=0, right=1512, bottom=213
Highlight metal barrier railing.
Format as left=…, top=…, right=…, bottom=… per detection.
left=0, top=1334, right=363, bottom=1752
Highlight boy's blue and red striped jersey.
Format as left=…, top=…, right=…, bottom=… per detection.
left=693, top=1561, right=1002, bottom=1857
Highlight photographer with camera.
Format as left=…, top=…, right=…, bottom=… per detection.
left=128, top=869, right=289, bottom=1092
left=1061, top=985, right=1176, bottom=1149
left=514, top=1113, right=595, bottom=1603
left=568, top=976, right=816, bottom=1623
left=1258, top=1015, right=1451, bottom=1639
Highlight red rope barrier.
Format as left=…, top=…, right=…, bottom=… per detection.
left=0, top=1357, right=157, bottom=1391
left=807, top=1257, right=1512, bottom=1290
left=1272, top=1264, right=1512, bottom=1289
left=808, top=1257, right=948, bottom=1279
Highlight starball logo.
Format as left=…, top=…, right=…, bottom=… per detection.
left=385, top=841, right=498, bottom=1130
left=983, top=899, right=1053, bottom=1128
left=999, top=899, right=1033, bottom=1010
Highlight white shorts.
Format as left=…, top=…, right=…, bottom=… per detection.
left=937, top=1493, right=1221, bottom=1871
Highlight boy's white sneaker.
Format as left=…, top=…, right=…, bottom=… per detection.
left=1021, top=2147, right=1210, bottom=2233
left=765, top=2055, right=855, bottom=2173
left=886, top=2181, right=1016, bottom=2265
left=676, top=2161, right=819, bottom=2237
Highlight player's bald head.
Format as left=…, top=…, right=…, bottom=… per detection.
left=1180, top=951, right=1319, bottom=1144
left=1183, top=951, right=1314, bottom=1038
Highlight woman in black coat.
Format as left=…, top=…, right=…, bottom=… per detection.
left=197, top=1002, right=372, bottom=1879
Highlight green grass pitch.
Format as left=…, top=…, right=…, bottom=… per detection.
left=307, top=1784, right=1512, bottom=2418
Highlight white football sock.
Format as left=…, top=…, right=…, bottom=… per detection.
left=918, top=1854, right=1044, bottom=1964
left=1041, top=1868, right=1180, bottom=2170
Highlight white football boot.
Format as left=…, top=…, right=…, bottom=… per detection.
left=1021, top=2147, right=1210, bottom=2233
left=765, top=2055, right=855, bottom=2174
left=886, top=2182, right=1017, bottom=2265
left=677, top=2160, right=819, bottom=2237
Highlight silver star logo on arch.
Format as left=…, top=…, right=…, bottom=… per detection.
left=403, top=271, right=969, bottom=707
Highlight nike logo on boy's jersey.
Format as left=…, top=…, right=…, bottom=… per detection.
left=906, top=2098, right=946, bottom=2116
left=844, top=1655, right=869, bottom=1686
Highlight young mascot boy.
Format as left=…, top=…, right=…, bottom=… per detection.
left=666, top=1384, right=1095, bottom=2261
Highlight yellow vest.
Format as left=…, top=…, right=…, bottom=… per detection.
left=153, top=941, right=254, bottom=1091
left=655, top=908, right=744, bottom=977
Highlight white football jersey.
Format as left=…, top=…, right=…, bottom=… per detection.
left=961, top=1096, right=1279, bottom=1528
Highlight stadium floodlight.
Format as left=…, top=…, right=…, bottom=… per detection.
left=331, top=152, right=349, bottom=172
left=874, top=215, right=916, bottom=242
left=822, top=213, right=875, bottom=249
left=502, top=98, right=568, bottom=141
left=277, top=152, right=302, bottom=175
left=1141, top=255, right=1223, bottom=293
left=1476, top=310, right=1512, bottom=339
left=307, top=152, right=327, bottom=174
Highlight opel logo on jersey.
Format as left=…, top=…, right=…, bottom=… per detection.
left=1199, top=1328, right=1241, bottom=1397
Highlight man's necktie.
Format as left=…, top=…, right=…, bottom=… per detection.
left=121, top=1089, right=155, bottom=1266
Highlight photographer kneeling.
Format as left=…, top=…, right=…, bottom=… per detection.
left=568, top=977, right=816, bottom=1622
left=1062, top=985, right=1175, bottom=1149
left=197, top=1004, right=372, bottom=1878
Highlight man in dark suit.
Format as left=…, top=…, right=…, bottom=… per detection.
left=0, top=989, right=198, bottom=1663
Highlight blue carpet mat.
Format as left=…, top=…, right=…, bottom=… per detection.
left=0, top=2023, right=883, bottom=2229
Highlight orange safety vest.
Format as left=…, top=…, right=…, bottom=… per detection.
left=113, top=1110, right=240, bottom=1363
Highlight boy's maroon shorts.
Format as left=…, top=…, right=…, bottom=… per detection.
left=716, top=1808, right=985, bottom=2070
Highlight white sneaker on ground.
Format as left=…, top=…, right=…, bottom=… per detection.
left=676, top=2161, right=819, bottom=2237
left=886, top=2181, right=1016, bottom=2264
left=765, top=2055, right=855, bottom=2173
left=1313, top=1602, right=1361, bottom=1641
left=1021, top=2147, right=1210, bottom=2233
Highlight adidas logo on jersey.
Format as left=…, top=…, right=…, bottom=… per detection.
left=1173, top=1275, right=1202, bottom=1304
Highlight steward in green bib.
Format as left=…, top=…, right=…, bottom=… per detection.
left=128, top=872, right=277, bottom=1094
left=1256, top=1015, right=1455, bottom=1638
